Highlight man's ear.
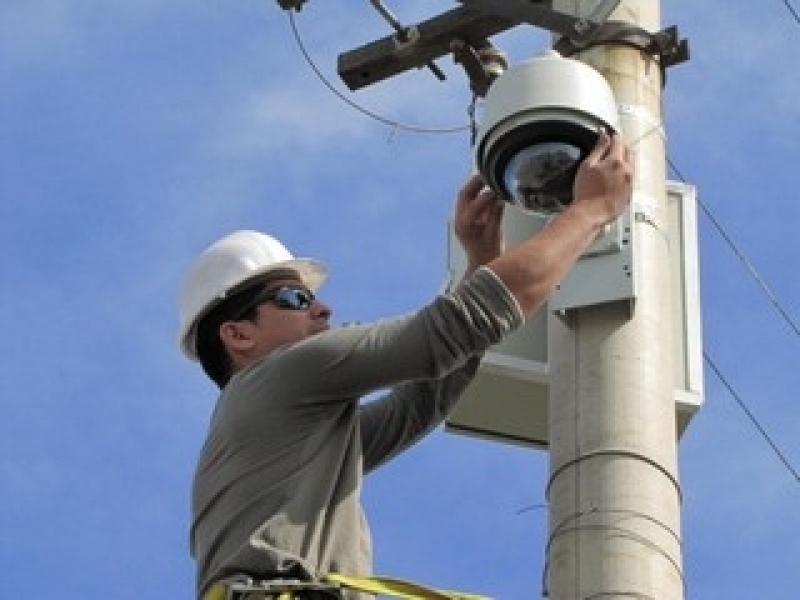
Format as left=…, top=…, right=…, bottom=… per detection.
left=219, top=321, right=256, bottom=355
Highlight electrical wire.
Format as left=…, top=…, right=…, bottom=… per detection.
left=704, top=352, right=800, bottom=485
left=699, top=201, right=800, bottom=338
left=286, top=10, right=472, bottom=135
left=781, top=0, right=800, bottom=25
left=667, top=156, right=800, bottom=489
left=667, top=157, right=800, bottom=338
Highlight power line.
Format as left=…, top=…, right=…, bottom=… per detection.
left=781, top=0, right=800, bottom=25
left=667, top=156, right=800, bottom=489
left=667, top=157, right=800, bottom=339
left=697, top=200, right=800, bottom=338
left=704, top=352, right=800, bottom=485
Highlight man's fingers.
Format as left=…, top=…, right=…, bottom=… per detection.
left=606, top=131, right=628, bottom=162
left=586, top=129, right=612, bottom=164
left=460, top=173, right=486, bottom=200
left=487, top=194, right=505, bottom=226
left=622, top=138, right=632, bottom=165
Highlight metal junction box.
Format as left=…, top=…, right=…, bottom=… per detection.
left=444, top=181, right=703, bottom=449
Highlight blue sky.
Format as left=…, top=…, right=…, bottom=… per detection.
left=2, top=1, right=798, bottom=598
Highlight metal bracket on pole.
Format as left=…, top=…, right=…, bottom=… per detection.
left=554, top=22, right=690, bottom=84
left=458, top=0, right=688, bottom=69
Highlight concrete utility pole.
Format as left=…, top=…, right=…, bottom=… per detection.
left=546, top=1, right=684, bottom=598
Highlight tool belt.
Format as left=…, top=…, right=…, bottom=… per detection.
left=204, top=573, right=489, bottom=600
left=203, top=577, right=341, bottom=600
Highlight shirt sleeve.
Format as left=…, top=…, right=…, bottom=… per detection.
left=355, top=267, right=523, bottom=470
left=358, top=355, right=482, bottom=472
left=242, top=266, right=523, bottom=405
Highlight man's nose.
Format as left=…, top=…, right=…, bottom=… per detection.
left=312, top=300, right=331, bottom=321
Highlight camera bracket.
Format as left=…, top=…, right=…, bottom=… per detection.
left=554, top=21, right=690, bottom=84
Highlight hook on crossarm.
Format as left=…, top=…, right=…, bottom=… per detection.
left=451, top=39, right=508, bottom=98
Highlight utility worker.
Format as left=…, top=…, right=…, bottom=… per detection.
left=179, top=131, right=632, bottom=600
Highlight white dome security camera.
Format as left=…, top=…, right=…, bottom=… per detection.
left=474, top=51, right=620, bottom=216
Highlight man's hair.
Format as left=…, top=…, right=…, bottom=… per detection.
left=195, top=284, right=264, bottom=389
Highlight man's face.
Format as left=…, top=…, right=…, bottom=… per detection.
left=251, top=276, right=331, bottom=350
left=222, top=275, right=332, bottom=365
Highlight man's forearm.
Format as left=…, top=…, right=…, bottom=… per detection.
left=487, top=202, right=606, bottom=316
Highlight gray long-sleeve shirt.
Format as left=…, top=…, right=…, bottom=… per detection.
left=190, top=267, right=524, bottom=597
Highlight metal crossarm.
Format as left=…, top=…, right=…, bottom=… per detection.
left=337, top=6, right=515, bottom=91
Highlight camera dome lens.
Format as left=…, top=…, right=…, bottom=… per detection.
left=503, top=142, right=582, bottom=214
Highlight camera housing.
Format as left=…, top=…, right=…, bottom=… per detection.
left=474, top=52, right=620, bottom=216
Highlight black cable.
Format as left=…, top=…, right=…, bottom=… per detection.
left=286, top=11, right=471, bottom=135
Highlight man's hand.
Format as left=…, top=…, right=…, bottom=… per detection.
left=484, top=132, right=633, bottom=316
left=571, top=130, right=633, bottom=226
left=453, top=174, right=505, bottom=276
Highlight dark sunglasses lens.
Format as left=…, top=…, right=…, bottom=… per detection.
left=273, top=288, right=314, bottom=310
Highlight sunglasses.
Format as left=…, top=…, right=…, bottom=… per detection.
left=232, top=285, right=316, bottom=320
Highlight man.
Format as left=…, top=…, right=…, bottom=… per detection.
left=179, top=131, right=632, bottom=600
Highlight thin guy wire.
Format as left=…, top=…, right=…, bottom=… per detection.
left=704, top=352, right=800, bottom=485
left=666, top=157, right=800, bottom=338
left=287, top=11, right=471, bottom=135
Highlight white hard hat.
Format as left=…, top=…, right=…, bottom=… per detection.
left=178, top=230, right=327, bottom=360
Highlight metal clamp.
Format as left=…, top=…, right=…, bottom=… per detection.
left=554, top=22, right=690, bottom=84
